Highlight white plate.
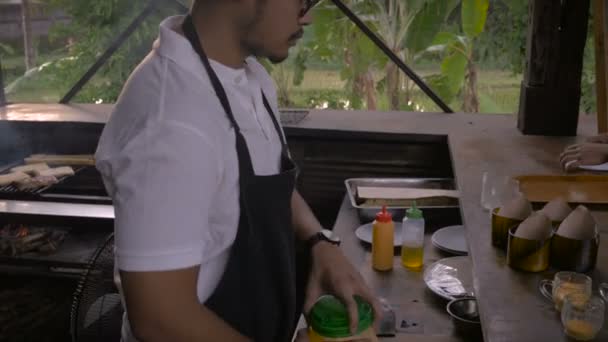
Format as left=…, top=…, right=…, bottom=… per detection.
left=431, top=225, right=468, bottom=255
left=579, top=162, right=608, bottom=172
left=355, top=222, right=402, bottom=247
left=423, top=256, right=474, bottom=300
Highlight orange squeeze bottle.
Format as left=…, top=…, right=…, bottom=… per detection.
left=372, top=206, right=394, bottom=271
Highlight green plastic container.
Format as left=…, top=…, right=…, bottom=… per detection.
left=309, top=295, right=374, bottom=339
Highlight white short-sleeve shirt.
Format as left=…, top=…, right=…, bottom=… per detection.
left=95, top=15, right=284, bottom=341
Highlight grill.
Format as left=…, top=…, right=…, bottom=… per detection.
left=0, top=166, right=110, bottom=205
left=0, top=119, right=113, bottom=278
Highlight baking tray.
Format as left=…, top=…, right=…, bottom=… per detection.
left=345, top=178, right=459, bottom=222
left=515, top=175, right=608, bottom=205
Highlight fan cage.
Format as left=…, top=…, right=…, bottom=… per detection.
left=70, top=233, right=123, bottom=342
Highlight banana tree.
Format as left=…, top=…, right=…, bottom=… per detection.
left=422, top=0, right=489, bottom=112
left=294, top=0, right=458, bottom=111
left=371, top=0, right=459, bottom=109
left=295, top=0, right=386, bottom=110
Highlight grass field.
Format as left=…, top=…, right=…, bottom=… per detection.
left=277, top=67, right=522, bottom=113
left=3, top=54, right=523, bottom=113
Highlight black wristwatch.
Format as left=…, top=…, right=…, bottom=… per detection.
left=306, top=229, right=341, bottom=250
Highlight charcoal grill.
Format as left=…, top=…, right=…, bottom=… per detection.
left=0, top=165, right=111, bottom=205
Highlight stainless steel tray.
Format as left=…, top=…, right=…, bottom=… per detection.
left=345, top=178, right=459, bottom=222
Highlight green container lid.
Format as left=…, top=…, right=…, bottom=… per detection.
left=406, top=201, right=423, bottom=219
left=309, top=295, right=374, bottom=338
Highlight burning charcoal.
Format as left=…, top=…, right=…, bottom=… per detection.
left=12, top=232, right=49, bottom=256
left=39, top=230, right=68, bottom=255
left=0, top=239, right=11, bottom=255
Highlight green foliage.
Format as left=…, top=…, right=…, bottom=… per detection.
left=7, top=0, right=186, bottom=103
left=422, top=0, right=491, bottom=111
left=462, top=0, right=489, bottom=38
left=405, top=0, right=460, bottom=54
left=474, top=0, right=527, bottom=72
left=580, top=15, right=597, bottom=114
left=0, top=43, right=15, bottom=56
left=286, top=0, right=459, bottom=111
left=303, top=89, right=352, bottom=110
left=4, top=0, right=597, bottom=115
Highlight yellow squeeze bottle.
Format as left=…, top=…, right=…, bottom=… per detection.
left=401, top=203, right=425, bottom=269
left=372, top=206, right=394, bottom=271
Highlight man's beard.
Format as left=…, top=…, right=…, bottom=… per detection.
left=239, top=1, right=289, bottom=64
left=246, top=42, right=289, bottom=64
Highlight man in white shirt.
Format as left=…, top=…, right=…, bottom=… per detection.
left=96, top=0, right=379, bottom=341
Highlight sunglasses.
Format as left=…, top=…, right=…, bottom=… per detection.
left=301, top=0, right=322, bottom=16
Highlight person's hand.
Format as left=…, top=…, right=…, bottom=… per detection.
left=560, top=143, right=608, bottom=172
left=586, top=134, right=608, bottom=144
left=303, top=243, right=382, bottom=335
left=293, top=327, right=370, bottom=342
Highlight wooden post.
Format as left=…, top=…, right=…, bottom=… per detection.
left=594, top=0, right=608, bottom=133
left=21, top=0, right=36, bottom=70
left=518, top=0, right=591, bottom=136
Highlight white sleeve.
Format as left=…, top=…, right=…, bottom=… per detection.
left=100, top=120, right=220, bottom=272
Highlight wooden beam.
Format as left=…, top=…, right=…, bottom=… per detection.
left=594, top=0, right=608, bottom=133
left=518, top=0, right=591, bottom=136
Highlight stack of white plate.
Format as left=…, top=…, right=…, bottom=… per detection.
left=431, top=225, right=468, bottom=256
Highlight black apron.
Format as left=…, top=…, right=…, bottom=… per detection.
left=182, top=15, right=308, bottom=342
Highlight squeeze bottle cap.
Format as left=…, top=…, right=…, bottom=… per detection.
left=406, top=201, right=423, bottom=219
left=375, top=205, right=392, bottom=223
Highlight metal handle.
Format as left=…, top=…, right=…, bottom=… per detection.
left=600, top=283, right=608, bottom=302
left=539, top=279, right=554, bottom=301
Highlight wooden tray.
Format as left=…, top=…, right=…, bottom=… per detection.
left=515, top=175, right=608, bottom=204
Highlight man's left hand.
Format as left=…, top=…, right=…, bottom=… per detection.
left=303, top=242, right=382, bottom=335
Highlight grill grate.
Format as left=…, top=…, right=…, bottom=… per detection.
left=0, top=170, right=82, bottom=197
left=0, top=166, right=110, bottom=204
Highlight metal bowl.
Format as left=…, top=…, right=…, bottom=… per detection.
left=446, top=297, right=482, bottom=340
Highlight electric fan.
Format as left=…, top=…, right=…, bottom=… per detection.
left=70, top=233, right=123, bottom=342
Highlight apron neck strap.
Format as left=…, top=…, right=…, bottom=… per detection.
left=182, top=15, right=256, bottom=177
left=261, top=92, right=288, bottom=150
left=182, top=15, right=290, bottom=170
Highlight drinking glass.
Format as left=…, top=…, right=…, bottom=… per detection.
left=561, top=293, right=605, bottom=341
left=480, top=171, right=519, bottom=211
left=539, top=271, right=592, bottom=311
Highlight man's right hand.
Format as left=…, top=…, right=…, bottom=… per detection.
left=559, top=143, right=608, bottom=172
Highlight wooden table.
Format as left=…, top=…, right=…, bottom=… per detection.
left=449, top=125, right=608, bottom=342
left=311, top=111, right=608, bottom=341
left=333, top=197, right=467, bottom=342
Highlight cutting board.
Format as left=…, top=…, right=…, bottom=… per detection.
left=357, top=186, right=460, bottom=200
left=515, top=175, right=608, bottom=204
